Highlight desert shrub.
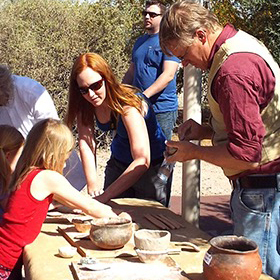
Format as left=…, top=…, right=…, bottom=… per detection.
left=211, top=0, right=280, bottom=64
left=0, top=0, right=143, bottom=117
left=0, top=0, right=144, bottom=147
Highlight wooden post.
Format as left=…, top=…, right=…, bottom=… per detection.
left=181, top=64, right=202, bottom=227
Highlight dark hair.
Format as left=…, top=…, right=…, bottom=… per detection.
left=145, top=0, right=166, bottom=14
left=0, top=65, right=14, bottom=106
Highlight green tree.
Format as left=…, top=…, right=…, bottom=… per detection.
left=211, top=0, right=280, bottom=64
left=0, top=0, right=142, bottom=118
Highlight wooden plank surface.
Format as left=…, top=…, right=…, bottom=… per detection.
left=24, top=198, right=274, bottom=280
left=71, top=257, right=190, bottom=280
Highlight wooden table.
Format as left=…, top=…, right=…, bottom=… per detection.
left=23, top=198, right=273, bottom=280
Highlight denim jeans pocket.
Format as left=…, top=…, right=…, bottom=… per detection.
left=240, top=189, right=266, bottom=213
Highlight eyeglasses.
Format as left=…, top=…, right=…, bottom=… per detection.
left=177, top=48, right=189, bottom=61
left=142, top=11, right=162, bottom=18
left=79, top=78, right=104, bottom=95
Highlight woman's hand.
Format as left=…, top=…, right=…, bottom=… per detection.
left=87, top=184, right=104, bottom=197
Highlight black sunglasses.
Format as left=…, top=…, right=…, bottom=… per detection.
left=79, top=78, right=104, bottom=95
left=142, top=11, right=162, bottom=18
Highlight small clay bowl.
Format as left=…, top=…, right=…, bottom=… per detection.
left=58, top=246, right=77, bottom=258
left=89, top=217, right=133, bottom=249
left=72, top=218, right=92, bottom=233
left=136, top=249, right=168, bottom=263
left=134, top=229, right=171, bottom=251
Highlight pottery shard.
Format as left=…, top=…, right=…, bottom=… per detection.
left=134, top=229, right=171, bottom=251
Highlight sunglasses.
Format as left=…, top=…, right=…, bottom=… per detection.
left=142, top=11, right=162, bottom=18
left=79, top=78, right=104, bottom=95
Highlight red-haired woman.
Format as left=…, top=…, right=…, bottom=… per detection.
left=65, top=53, right=170, bottom=206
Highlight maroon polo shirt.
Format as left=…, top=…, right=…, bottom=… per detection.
left=209, top=24, right=280, bottom=177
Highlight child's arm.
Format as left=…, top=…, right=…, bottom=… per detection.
left=30, top=170, right=117, bottom=218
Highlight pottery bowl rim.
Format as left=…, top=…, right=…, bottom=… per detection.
left=209, top=235, right=259, bottom=254
left=90, top=217, right=132, bottom=228
left=134, top=229, right=171, bottom=239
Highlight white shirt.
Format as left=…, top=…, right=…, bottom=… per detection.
left=0, top=75, right=59, bottom=138
left=0, top=75, right=86, bottom=191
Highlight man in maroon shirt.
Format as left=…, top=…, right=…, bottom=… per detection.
left=159, top=1, right=280, bottom=279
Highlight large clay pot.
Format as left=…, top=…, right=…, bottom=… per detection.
left=203, top=235, right=262, bottom=280
left=89, top=217, right=133, bottom=249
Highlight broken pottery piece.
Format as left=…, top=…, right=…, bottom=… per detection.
left=58, top=246, right=77, bottom=258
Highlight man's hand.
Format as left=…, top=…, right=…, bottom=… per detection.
left=165, top=140, right=198, bottom=163
left=178, top=118, right=212, bottom=141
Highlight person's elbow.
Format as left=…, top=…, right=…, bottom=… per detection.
left=134, top=155, right=150, bottom=171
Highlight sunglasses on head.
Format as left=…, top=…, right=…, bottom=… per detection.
left=79, top=78, right=104, bottom=95
left=142, top=11, right=162, bottom=18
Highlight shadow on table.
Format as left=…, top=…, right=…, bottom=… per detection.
left=183, top=271, right=205, bottom=280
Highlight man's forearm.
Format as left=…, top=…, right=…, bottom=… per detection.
left=143, top=60, right=178, bottom=98
left=195, top=144, right=259, bottom=170
left=166, top=141, right=259, bottom=171
left=122, top=63, right=134, bottom=85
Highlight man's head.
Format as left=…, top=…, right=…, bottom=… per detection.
left=0, top=65, right=13, bottom=106
left=142, top=0, right=166, bottom=34
left=159, top=1, right=222, bottom=69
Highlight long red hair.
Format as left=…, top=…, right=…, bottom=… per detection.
left=65, top=53, right=142, bottom=127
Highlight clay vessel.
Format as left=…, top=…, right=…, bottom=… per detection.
left=89, top=217, right=133, bottom=249
left=134, top=229, right=171, bottom=251
left=203, top=235, right=262, bottom=280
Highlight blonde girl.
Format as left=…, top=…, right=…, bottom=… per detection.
left=0, top=118, right=119, bottom=280
left=0, top=125, right=24, bottom=218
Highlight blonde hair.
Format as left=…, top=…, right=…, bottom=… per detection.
left=0, top=125, right=24, bottom=196
left=0, top=65, right=14, bottom=106
left=65, top=53, right=142, bottom=127
left=159, top=0, right=221, bottom=55
left=10, top=119, right=75, bottom=191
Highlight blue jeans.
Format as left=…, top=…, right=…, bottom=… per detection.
left=231, top=183, right=280, bottom=279
left=104, top=156, right=172, bottom=207
left=156, top=110, right=178, bottom=141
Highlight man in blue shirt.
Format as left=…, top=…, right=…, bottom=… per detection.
left=123, top=0, right=180, bottom=141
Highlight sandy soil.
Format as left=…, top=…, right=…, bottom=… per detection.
left=96, top=143, right=232, bottom=197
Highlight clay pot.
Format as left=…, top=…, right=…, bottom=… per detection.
left=134, top=229, right=171, bottom=251
left=89, top=217, right=133, bottom=249
left=203, top=235, right=262, bottom=280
